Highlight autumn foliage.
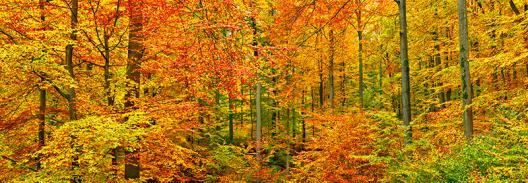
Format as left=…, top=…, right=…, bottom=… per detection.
left=1, top=0, right=528, bottom=182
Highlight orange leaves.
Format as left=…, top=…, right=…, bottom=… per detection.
left=293, top=113, right=388, bottom=182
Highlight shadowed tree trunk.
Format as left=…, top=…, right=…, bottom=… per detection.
left=356, top=1, right=365, bottom=109
left=229, top=98, right=234, bottom=144
left=249, top=3, right=262, bottom=180
left=397, top=0, right=412, bottom=145
left=328, top=29, right=335, bottom=111
left=37, top=88, right=45, bottom=170
left=65, top=1, right=79, bottom=181
left=37, top=0, right=48, bottom=170
left=458, top=0, right=474, bottom=140
left=124, top=0, right=144, bottom=179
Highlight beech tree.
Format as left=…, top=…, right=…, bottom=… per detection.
left=1, top=0, right=528, bottom=182
left=457, top=0, right=473, bottom=139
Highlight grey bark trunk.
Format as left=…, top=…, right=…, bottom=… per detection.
left=229, top=99, right=234, bottom=144
left=328, top=29, right=335, bottom=110
left=398, top=0, right=412, bottom=145
left=250, top=8, right=262, bottom=181
left=358, top=30, right=364, bottom=109
left=457, top=0, right=474, bottom=140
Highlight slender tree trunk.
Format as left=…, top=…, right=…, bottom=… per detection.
left=124, top=0, right=143, bottom=179
left=104, top=38, right=114, bottom=106
left=301, top=90, right=306, bottom=150
left=285, top=108, right=290, bottom=170
left=328, top=29, right=335, bottom=111
left=66, top=0, right=78, bottom=122
left=250, top=86, right=254, bottom=140
left=398, top=0, right=412, bottom=145
left=341, top=57, right=346, bottom=108
left=240, top=87, right=244, bottom=127
left=250, top=6, right=262, bottom=180
left=432, top=5, right=446, bottom=109
left=66, top=1, right=79, bottom=180
left=229, top=98, right=234, bottom=144
left=255, top=83, right=262, bottom=182
left=37, top=0, right=47, bottom=171
left=358, top=30, right=364, bottom=109
left=104, top=33, right=118, bottom=171
left=318, top=33, right=324, bottom=109
left=458, top=0, right=474, bottom=140
left=271, top=76, right=278, bottom=136
left=357, top=4, right=365, bottom=109
left=37, top=88, right=46, bottom=170
left=311, top=87, right=315, bottom=137
left=380, top=52, right=385, bottom=95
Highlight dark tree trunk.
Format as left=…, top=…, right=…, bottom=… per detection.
left=124, top=0, right=144, bottom=179
left=229, top=98, right=234, bottom=144
left=37, top=88, right=46, bottom=170
left=358, top=30, right=364, bottom=109
left=66, top=1, right=79, bottom=181
left=328, top=29, right=335, bottom=111
left=398, top=0, right=412, bottom=145
left=458, top=0, right=474, bottom=140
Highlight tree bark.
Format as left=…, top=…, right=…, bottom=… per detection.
left=250, top=86, right=254, bottom=140
left=124, top=0, right=143, bottom=179
left=66, top=0, right=78, bottom=122
left=37, top=88, right=46, bottom=170
left=37, top=0, right=47, bottom=171
left=458, top=0, right=474, bottom=140
left=228, top=98, right=234, bottom=144
left=328, top=29, right=335, bottom=111
left=318, top=34, right=324, bottom=109
left=66, top=1, right=79, bottom=181
left=250, top=7, right=262, bottom=180
left=301, top=90, right=306, bottom=150
left=358, top=30, right=364, bottom=109
left=398, top=0, right=412, bottom=145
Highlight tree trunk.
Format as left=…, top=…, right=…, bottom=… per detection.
left=358, top=30, right=364, bottom=109
left=433, top=6, right=446, bottom=109
left=255, top=83, right=262, bottom=182
left=250, top=6, right=262, bottom=180
left=457, top=0, right=474, bottom=140
left=229, top=98, right=234, bottom=144
left=37, top=0, right=47, bottom=171
left=301, top=90, right=306, bottom=150
left=37, top=88, right=46, bottom=170
left=341, top=56, right=346, bottom=108
left=66, top=0, right=78, bottom=122
left=124, top=0, right=143, bottom=179
left=240, top=87, right=244, bottom=127
left=398, top=0, right=412, bottom=145
left=104, top=37, right=115, bottom=106
left=250, top=86, right=254, bottom=140
left=318, top=33, right=324, bottom=109
left=66, top=1, right=79, bottom=180
left=328, top=29, right=335, bottom=111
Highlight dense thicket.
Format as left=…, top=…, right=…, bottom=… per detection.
left=1, top=0, right=528, bottom=182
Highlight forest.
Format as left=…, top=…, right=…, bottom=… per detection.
left=1, top=0, right=528, bottom=182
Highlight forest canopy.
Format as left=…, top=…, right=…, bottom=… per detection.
left=1, top=0, right=528, bottom=182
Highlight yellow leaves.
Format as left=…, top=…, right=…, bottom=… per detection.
left=292, top=113, right=388, bottom=182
